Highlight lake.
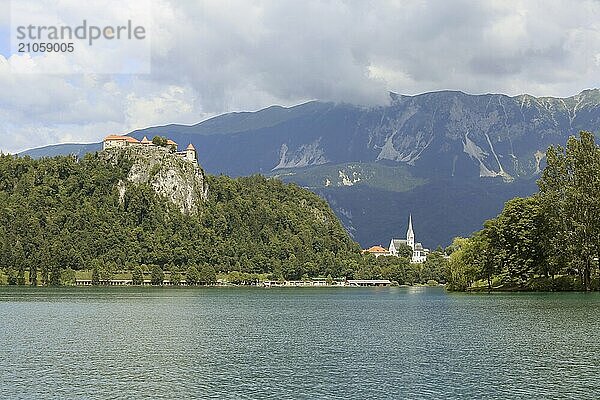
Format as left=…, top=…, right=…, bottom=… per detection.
left=0, top=286, right=598, bottom=399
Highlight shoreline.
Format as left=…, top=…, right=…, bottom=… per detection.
left=0, top=282, right=445, bottom=289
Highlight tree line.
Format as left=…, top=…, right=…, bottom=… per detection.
left=447, top=131, right=600, bottom=291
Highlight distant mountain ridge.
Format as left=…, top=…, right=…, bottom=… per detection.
left=20, top=143, right=102, bottom=159
left=19, top=89, right=600, bottom=247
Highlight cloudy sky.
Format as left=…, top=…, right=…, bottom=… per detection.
left=1, top=0, right=599, bottom=153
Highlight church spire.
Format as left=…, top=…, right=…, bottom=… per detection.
left=406, top=213, right=415, bottom=250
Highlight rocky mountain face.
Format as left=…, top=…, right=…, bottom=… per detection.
left=20, top=89, right=600, bottom=247
left=114, top=89, right=600, bottom=179
left=99, top=146, right=208, bottom=215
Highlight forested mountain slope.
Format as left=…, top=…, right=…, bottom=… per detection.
left=0, top=149, right=360, bottom=283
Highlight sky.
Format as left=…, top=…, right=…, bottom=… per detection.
left=1, top=0, right=600, bottom=153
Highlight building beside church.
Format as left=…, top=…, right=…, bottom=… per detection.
left=362, top=245, right=390, bottom=258
left=388, top=214, right=429, bottom=263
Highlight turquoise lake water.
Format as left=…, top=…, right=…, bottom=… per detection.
left=0, top=286, right=599, bottom=399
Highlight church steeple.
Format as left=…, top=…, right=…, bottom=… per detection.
left=406, top=214, right=415, bottom=250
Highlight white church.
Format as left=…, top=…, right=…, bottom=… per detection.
left=388, top=215, right=430, bottom=263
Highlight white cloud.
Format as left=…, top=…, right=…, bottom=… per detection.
left=1, top=0, right=600, bottom=153
left=124, top=83, right=202, bottom=129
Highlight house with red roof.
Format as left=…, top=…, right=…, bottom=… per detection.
left=362, top=245, right=390, bottom=258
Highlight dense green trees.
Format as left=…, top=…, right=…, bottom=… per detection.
left=538, top=131, right=600, bottom=290
left=0, top=151, right=363, bottom=284
left=350, top=252, right=448, bottom=285
left=421, top=251, right=449, bottom=284
left=447, top=131, right=600, bottom=291
left=150, top=265, right=164, bottom=285
left=0, top=149, right=458, bottom=286
left=170, top=267, right=182, bottom=285
left=132, top=265, right=144, bottom=285
left=186, top=266, right=200, bottom=285
left=198, top=265, right=217, bottom=285
left=151, top=136, right=168, bottom=147
left=446, top=237, right=487, bottom=291
left=6, top=268, right=17, bottom=285
left=396, top=243, right=413, bottom=259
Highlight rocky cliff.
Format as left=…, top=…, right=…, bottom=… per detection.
left=99, top=146, right=208, bottom=215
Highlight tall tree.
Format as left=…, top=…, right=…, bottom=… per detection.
left=484, top=197, right=547, bottom=286
left=396, top=243, right=413, bottom=259
left=446, top=237, right=479, bottom=291
left=91, top=259, right=101, bottom=285
left=150, top=265, right=164, bottom=285
left=13, top=241, right=26, bottom=285
left=186, top=265, right=199, bottom=285
left=132, top=265, right=144, bottom=285
left=538, top=131, right=600, bottom=290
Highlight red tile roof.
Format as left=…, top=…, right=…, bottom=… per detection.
left=104, top=135, right=139, bottom=143
left=104, top=134, right=126, bottom=141
left=364, top=245, right=389, bottom=253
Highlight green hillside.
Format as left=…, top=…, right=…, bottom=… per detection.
left=0, top=151, right=362, bottom=284
left=270, top=162, right=427, bottom=192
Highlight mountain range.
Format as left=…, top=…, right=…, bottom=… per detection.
left=20, top=89, right=600, bottom=248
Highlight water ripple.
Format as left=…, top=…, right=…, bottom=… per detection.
left=0, top=287, right=599, bottom=399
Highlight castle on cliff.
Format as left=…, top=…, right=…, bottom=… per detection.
left=103, top=135, right=197, bottom=163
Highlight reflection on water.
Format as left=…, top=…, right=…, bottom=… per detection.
left=0, top=287, right=599, bottom=399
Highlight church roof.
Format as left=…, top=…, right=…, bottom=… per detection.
left=140, top=136, right=151, bottom=144
left=391, top=239, right=407, bottom=247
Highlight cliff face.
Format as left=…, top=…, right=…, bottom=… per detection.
left=99, top=146, right=208, bottom=215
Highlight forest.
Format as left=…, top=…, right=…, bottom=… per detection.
left=447, top=131, right=600, bottom=291
left=0, top=149, right=445, bottom=286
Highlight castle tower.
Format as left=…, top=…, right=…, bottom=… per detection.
left=185, top=143, right=197, bottom=162
left=406, top=214, right=415, bottom=250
